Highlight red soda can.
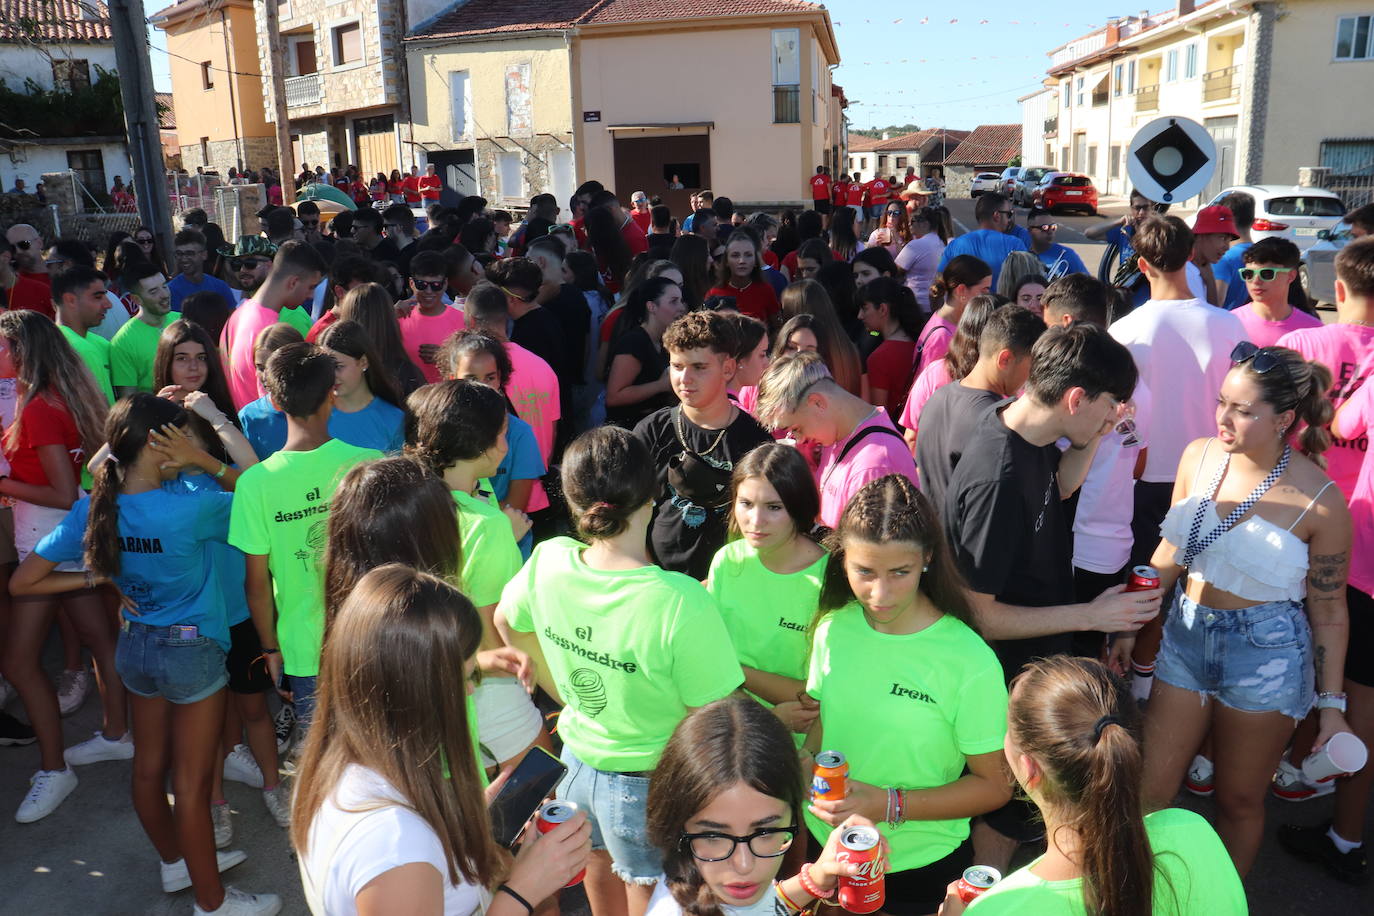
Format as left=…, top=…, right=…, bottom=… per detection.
left=836, top=825, right=885, bottom=914
left=1126, top=565, right=1160, bottom=592
left=955, top=865, right=1001, bottom=903
left=536, top=800, right=586, bottom=886
left=812, top=750, right=848, bottom=802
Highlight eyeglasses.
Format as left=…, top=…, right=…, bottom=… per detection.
left=1231, top=340, right=1296, bottom=389
left=499, top=285, right=538, bottom=304
left=678, top=827, right=796, bottom=862
left=229, top=257, right=269, bottom=271
left=413, top=279, right=445, bottom=292
left=135, top=236, right=154, bottom=244
left=173, top=248, right=204, bottom=258
left=1238, top=266, right=1295, bottom=282
left=1030, top=223, right=1057, bottom=232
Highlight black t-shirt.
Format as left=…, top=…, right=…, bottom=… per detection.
left=942, top=399, right=1075, bottom=678
left=512, top=305, right=573, bottom=383
left=394, top=238, right=419, bottom=278
left=606, top=326, right=673, bottom=427
left=634, top=405, right=772, bottom=578
left=544, top=283, right=592, bottom=382
left=915, top=383, right=1001, bottom=513
left=369, top=237, right=402, bottom=265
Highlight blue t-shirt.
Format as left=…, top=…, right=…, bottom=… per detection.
left=1037, top=243, right=1089, bottom=281
left=172, top=474, right=249, bottom=627
left=1213, top=242, right=1253, bottom=310
left=36, top=486, right=235, bottom=650
left=1006, top=224, right=1033, bottom=248
left=937, top=229, right=1027, bottom=287
left=239, top=395, right=404, bottom=459
left=168, top=273, right=236, bottom=313
left=1106, top=223, right=1136, bottom=266
left=489, top=413, right=545, bottom=559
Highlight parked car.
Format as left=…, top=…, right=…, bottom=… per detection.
left=970, top=172, right=1002, bottom=197
left=1302, top=225, right=1353, bottom=308
left=1033, top=172, right=1099, bottom=215
left=998, top=167, right=1024, bottom=197
left=1205, top=185, right=1347, bottom=254
left=1014, top=166, right=1053, bottom=206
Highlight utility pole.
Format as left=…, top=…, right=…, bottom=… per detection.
left=261, top=0, right=294, bottom=186
left=109, top=0, right=173, bottom=261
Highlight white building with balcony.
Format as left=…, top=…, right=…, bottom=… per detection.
left=1021, top=0, right=1374, bottom=205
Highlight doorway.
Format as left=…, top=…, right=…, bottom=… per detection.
left=612, top=133, right=711, bottom=216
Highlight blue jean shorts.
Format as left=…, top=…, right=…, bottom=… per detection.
left=1156, top=590, right=1315, bottom=720
left=116, top=620, right=228, bottom=705
left=556, top=745, right=662, bottom=884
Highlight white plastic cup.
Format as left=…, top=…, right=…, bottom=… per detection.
left=1301, top=731, right=1369, bottom=782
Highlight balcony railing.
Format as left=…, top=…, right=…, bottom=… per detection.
left=773, top=85, right=800, bottom=124
left=1134, top=84, right=1159, bottom=112
left=1203, top=65, right=1242, bottom=102
left=285, top=73, right=322, bottom=108
left=1044, top=115, right=1058, bottom=138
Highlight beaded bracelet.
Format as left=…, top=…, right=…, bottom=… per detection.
left=798, top=863, right=835, bottom=900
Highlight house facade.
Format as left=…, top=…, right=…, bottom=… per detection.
left=941, top=124, right=1022, bottom=197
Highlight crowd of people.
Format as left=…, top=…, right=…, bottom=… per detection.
left=0, top=170, right=1371, bottom=916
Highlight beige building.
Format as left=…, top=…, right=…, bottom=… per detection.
left=152, top=0, right=275, bottom=175
left=404, top=0, right=842, bottom=212
left=846, top=129, right=970, bottom=184
left=1023, top=0, right=1374, bottom=204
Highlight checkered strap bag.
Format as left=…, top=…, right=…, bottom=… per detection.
left=1181, top=444, right=1291, bottom=568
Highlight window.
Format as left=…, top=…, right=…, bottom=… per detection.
left=292, top=38, right=317, bottom=75
left=67, top=149, right=106, bottom=194
left=1128, top=60, right=1136, bottom=92
left=1087, top=145, right=1098, bottom=177
left=52, top=58, right=91, bottom=92
left=1062, top=81, right=1071, bottom=108
left=200, top=136, right=210, bottom=165
left=895, top=157, right=908, bottom=169
left=497, top=151, right=522, bottom=199
left=331, top=22, right=362, bottom=67
left=1076, top=76, right=1085, bottom=106
left=1185, top=43, right=1198, bottom=79
left=1110, top=144, right=1122, bottom=180
left=772, top=29, right=801, bottom=123
left=201, top=61, right=214, bottom=90
left=1166, top=49, right=1179, bottom=81
left=1336, top=15, right=1374, bottom=59
left=1319, top=138, right=1374, bottom=175
left=449, top=71, right=470, bottom=141
left=1267, top=196, right=1347, bottom=217
left=860, top=157, right=867, bottom=169
left=878, top=155, right=888, bottom=172
left=1114, top=63, right=1123, bottom=96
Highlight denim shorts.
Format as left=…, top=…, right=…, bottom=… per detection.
left=1156, top=590, right=1315, bottom=720
left=557, top=745, right=662, bottom=884
left=116, top=620, right=228, bottom=704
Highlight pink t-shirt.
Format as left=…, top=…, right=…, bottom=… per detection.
left=899, top=359, right=953, bottom=432
left=505, top=342, right=560, bottom=463
left=1233, top=303, right=1322, bottom=348
left=399, top=306, right=468, bottom=384
left=1277, top=323, right=1374, bottom=501
left=1334, top=378, right=1374, bottom=596
left=816, top=409, right=918, bottom=528
left=221, top=299, right=281, bottom=410
left=914, top=314, right=957, bottom=378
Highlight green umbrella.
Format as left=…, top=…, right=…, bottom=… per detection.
left=296, top=183, right=356, bottom=210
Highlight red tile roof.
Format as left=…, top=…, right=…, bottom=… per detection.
left=847, top=135, right=882, bottom=153
left=0, top=0, right=111, bottom=41
left=942, top=124, right=1021, bottom=167
left=156, top=92, right=175, bottom=129
left=411, top=0, right=823, bottom=40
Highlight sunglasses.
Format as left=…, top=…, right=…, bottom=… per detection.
left=413, top=279, right=445, bottom=292
left=1030, top=223, right=1057, bottom=232
left=14, top=239, right=33, bottom=251
left=499, top=285, right=538, bottom=304
left=135, top=237, right=154, bottom=244
left=1238, top=266, right=1295, bottom=282
left=1231, top=340, right=1295, bottom=389
left=229, top=257, right=269, bottom=271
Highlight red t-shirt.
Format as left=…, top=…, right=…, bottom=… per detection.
left=402, top=175, right=421, bottom=203
left=781, top=250, right=800, bottom=278
left=832, top=181, right=849, bottom=206
left=763, top=249, right=779, bottom=270
left=706, top=282, right=780, bottom=325
left=620, top=215, right=649, bottom=256
left=864, top=339, right=918, bottom=418
left=306, top=310, right=338, bottom=343
left=387, top=179, right=404, bottom=195
left=846, top=183, right=866, bottom=207
left=629, top=209, right=652, bottom=234
left=867, top=179, right=889, bottom=206
left=5, top=393, right=82, bottom=487
left=569, top=217, right=589, bottom=250
left=811, top=174, right=832, bottom=201
left=418, top=175, right=442, bottom=201
left=8, top=272, right=54, bottom=320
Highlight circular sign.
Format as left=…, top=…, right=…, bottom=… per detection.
left=1126, top=116, right=1216, bottom=204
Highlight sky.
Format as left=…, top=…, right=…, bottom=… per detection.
left=146, top=0, right=1131, bottom=127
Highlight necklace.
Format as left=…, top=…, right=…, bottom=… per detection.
left=862, top=604, right=907, bottom=628
left=675, top=405, right=733, bottom=456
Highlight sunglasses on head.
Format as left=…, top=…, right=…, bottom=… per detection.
left=413, top=279, right=445, bottom=292
left=1239, top=266, right=1295, bottom=282
left=499, top=285, right=538, bottom=304
left=1230, top=340, right=1295, bottom=388
left=229, top=257, right=268, bottom=271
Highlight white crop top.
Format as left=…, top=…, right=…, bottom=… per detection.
left=1159, top=440, right=1331, bottom=603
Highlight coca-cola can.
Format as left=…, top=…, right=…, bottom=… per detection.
left=536, top=800, right=585, bottom=886
left=955, top=865, right=1001, bottom=903
left=835, top=825, right=884, bottom=914
left=1126, top=565, right=1160, bottom=592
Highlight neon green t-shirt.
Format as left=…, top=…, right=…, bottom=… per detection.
left=967, top=808, right=1246, bottom=915
left=452, top=487, right=522, bottom=607
left=705, top=539, right=825, bottom=684
left=499, top=536, right=744, bottom=772
left=804, top=605, right=1007, bottom=872
left=59, top=325, right=114, bottom=405
left=228, top=438, right=382, bottom=676
left=280, top=304, right=312, bottom=338
left=111, top=312, right=178, bottom=392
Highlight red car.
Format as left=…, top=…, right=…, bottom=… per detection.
left=1032, top=172, right=1099, bottom=215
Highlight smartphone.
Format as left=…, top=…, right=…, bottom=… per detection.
left=489, top=746, right=569, bottom=848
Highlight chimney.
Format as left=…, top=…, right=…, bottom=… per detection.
left=882, top=131, right=890, bottom=140
left=1177, top=0, right=1195, bottom=17
left=1106, top=18, right=1120, bottom=44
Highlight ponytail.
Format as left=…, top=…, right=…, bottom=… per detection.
left=1294, top=359, right=1334, bottom=463
left=930, top=255, right=991, bottom=310
left=857, top=276, right=926, bottom=342
left=84, top=456, right=123, bottom=578
left=1239, top=347, right=1335, bottom=467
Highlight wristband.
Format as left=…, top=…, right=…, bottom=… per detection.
left=214, top=462, right=229, bottom=479
left=1316, top=692, right=1348, bottom=713
left=775, top=881, right=805, bottom=913
left=497, top=884, right=533, bottom=916
left=798, top=863, right=834, bottom=900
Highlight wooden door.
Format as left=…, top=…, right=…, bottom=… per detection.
left=354, top=115, right=395, bottom=181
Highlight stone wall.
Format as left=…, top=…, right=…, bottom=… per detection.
left=945, top=166, right=975, bottom=198
left=259, top=0, right=400, bottom=123
left=178, top=136, right=279, bottom=176
left=476, top=135, right=575, bottom=205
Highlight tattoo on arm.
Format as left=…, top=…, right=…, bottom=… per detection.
left=1308, top=552, right=1348, bottom=594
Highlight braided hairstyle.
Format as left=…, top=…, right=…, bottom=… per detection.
left=815, top=474, right=975, bottom=631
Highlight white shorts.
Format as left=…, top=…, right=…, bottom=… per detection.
left=14, top=501, right=84, bottom=572
left=472, top=676, right=543, bottom=768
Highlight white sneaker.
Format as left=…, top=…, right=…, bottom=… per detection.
left=192, top=886, right=282, bottom=915
left=261, top=783, right=290, bottom=828
left=212, top=801, right=233, bottom=849
left=1272, top=755, right=1337, bottom=802
left=0, top=675, right=15, bottom=709
left=56, top=668, right=91, bottom=717
left=160, top=848, right=247, bottom=893
left=223, top=744, right=264, bottom=788
left=1184, top=754, right=1215, bottom=797
left=15, top=767, right=78, bottom=823
left=64, top=730, right=134, bottom=766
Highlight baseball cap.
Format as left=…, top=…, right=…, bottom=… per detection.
left=1193, top=205, right=1239, bottom=238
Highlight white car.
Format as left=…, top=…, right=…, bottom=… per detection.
left=1302, top=225, right=1353, bottom=308
left=970, top=172, right=1002, bottom=197
left=1205, top=185, right=1347, bottom=254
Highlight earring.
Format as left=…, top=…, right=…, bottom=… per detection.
left=922, top=564, right=929, bottom=573
left=1278, top=425, right=1289, bottom=438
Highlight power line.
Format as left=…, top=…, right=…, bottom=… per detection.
left=143, top=23, right=266, bottom=78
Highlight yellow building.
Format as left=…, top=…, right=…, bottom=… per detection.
left=151, top=0, right=275, bottom=175
left=405, top=0, right=842, bottom=211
